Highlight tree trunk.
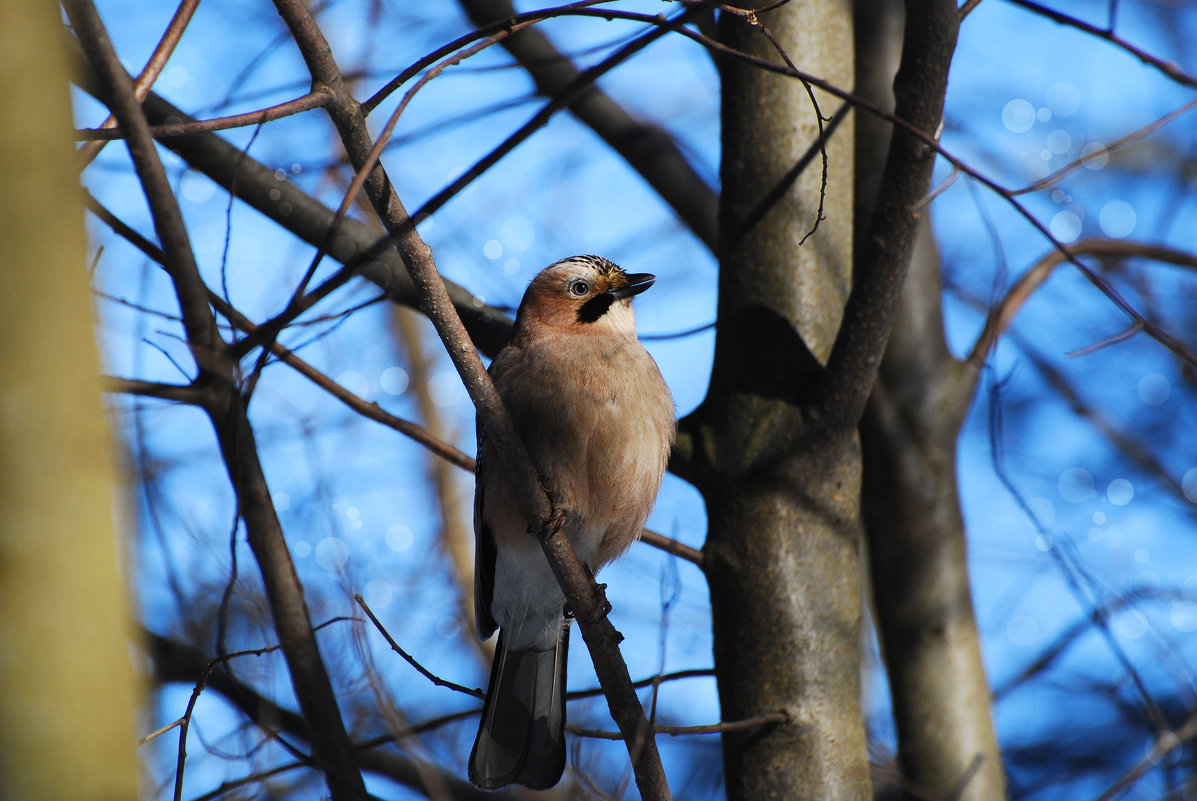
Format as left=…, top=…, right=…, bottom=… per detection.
left=689, top=2, right=870, bottom=799
left=856, top=1, right=1006, bottom=798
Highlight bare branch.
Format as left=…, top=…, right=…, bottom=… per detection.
left=570, top=710, right=787, bottom=740
left=968, top=239, right=1197, bottom=367
left=268, top=3, right=728, bottom=794
left=459, top=0, right=718, bottom=250
left=65, top=0, right=222, bottom=378
left=1012, top=96, right=1197, bottom=196
left=104, top=376, right=202, bottom=403
left=354, top=595, right=484, bottom=699
left=1005, top=0, right=1197, bottom=89
left=721, top=4, right=831, bottom=244
left=639, top=529, right=704, bottom=566
left=1093, top=709, right=1197, bottom=801
left=78, top=0, right=201, bottom=165
left=817, top=0, right=959, bottom=426
left=67, top=5, right=370, bottom=796
left=77, top=90, right=332, bottom=140
left=147, top=632, right=514, bottom=801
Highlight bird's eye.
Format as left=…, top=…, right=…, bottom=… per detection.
left=569, top=280, right=590, bottom=297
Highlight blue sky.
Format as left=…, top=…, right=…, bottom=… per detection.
left=78, top=1, right=1197, bottom=798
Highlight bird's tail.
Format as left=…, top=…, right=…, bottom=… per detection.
left=469, top=630, right=568, bottom=790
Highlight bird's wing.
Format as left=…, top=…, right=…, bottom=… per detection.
left=473, top=418, right=498, bottom=639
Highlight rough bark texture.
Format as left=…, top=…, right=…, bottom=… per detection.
left=719, top=2, right=854, bottom=365
left=0, top=2, right=140, bottom=797
left=856, top=1, right=1006, bottom=798
left=691, top=2, right=870, bottom=799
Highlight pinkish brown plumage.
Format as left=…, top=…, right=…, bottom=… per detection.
left=469, top=255, right=675, bottom=791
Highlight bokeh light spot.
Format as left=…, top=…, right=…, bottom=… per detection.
left=1098, top=200, right=1136, bottom=238
left=1080, top=142, right=1108, bottom=170
left=1170, top=601, right=1197, bottom=633
left=500, top=216, right=535, bottom=252
left=1006, top=614, right=1039, bottom=646
left=1107, top=479, right=1133, bottom=506
left=386, top=523, right=413, bottom=552
left=1137, top=372, right=1169, bottom=406
left=363, top=578, right=393, bottom=610
left=1049, top=210, right=1082, bottom=243
left=315, top=537, right=349, bottom=572
left=1183, top=468, right=1197, bottom=503
left=181, top=173, right=216, bottom=204
left=429, top=370, right=465, bottom=408
left=1002, top=99, right=1035, bottom=132
left=380, top=366, right=409, bottom=395
left=165, top=65, right=189, bottom=88
left=1045, top=81, right=1081, bottom=116
left=1046, top=129, right=1071, bottom=154
left=1059, top=466, right=1095, bottom=502
left=1115, top=610, right=1148, bottom=640
left=437, top=616, right=461, bottom=639
left=1024, top=496, right=1055, bottom=528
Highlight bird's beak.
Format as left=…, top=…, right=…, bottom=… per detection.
left=606, top=273, right=655, bottom=300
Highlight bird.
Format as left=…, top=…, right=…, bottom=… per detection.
left=468, top=255, right=675, bottom=790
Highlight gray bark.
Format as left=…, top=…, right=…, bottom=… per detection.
left=689, top=2, right=871, bottom=799
left=856, top=2, right=1006, bottom=798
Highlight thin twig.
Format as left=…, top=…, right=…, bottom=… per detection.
left=968, top=239, right=1197, bottom=366
left=1093, top=709, right=1197, bottom=801
left=570, top=710, right=787, bottom=739
left=77, top=90, right=332, bottom=140
left=353, top=595, right=484, bottom=699
left=723, top=6, right=830, bottom=244
left=1011, top=96, right=1197, bottom=196
left=1005, top=0, right=1197, bottom=88
left=78, top=0, right=201, bottom=165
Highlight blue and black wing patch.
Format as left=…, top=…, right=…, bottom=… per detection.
left=474, top=420, right=498, bottom=639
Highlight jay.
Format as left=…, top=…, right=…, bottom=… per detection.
left=469, top=255, right=675, bottom=790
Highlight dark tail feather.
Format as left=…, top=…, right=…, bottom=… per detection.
left=469, top=630, right=568, bottom=790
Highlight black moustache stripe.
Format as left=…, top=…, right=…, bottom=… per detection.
left=576, top=293, right=615, bottom=323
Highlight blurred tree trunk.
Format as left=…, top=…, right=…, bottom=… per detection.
left=685, top=2, right=870, bottom=799
left=856, top=0, right=1006, bottom=798
left=0, top=1, right=141, bottom=798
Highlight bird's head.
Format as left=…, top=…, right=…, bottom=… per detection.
left=512, top=255, right=655, bottom=339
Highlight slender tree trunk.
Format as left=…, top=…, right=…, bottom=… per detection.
left=0, top=2, right=140, bottom=796
left=856, top=1, right=1006, bottom=798
left=687, top=2, right=870, bottom=799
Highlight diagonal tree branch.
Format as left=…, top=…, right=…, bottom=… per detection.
left=1004, top=0, right=1197, bottom=89
left=268, top=1, right=680, bottom=795
left=65, top=4, right=368, bottom=798
left=818, top=0, right=960, bottom=428
left=146, top=630, right=515, bottom=801
left=457, top=0, right=718, bottom=251
left=87, top=190, right=701, bottom=566
left=67, top=45, right=514, bottom=356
